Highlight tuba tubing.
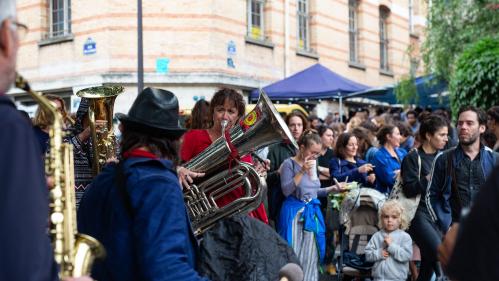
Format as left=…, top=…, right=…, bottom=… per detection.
left=76, top=86, right=124, bottom=176
left=183, top=91, right=297, bottom=235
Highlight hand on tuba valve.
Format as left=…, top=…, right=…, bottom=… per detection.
left=177, top=166, right=205, bottom=190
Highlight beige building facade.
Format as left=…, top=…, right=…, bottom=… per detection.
left=13, top=0, right=427, bottom=116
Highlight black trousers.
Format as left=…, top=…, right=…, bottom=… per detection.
left=408, top=207, right=443, bottom=281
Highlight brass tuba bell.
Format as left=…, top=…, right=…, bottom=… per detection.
left=76, top=86, right=123, bottom=176
left=183, top=91, right=298, bottom=235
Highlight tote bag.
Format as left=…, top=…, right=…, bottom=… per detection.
left=389, top=149, right=421, bottom=222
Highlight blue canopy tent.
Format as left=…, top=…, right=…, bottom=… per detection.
left=250, top=63, right=370, bottom=121
left=348, top=74, right=449, bottom=108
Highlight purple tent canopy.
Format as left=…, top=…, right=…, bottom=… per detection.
left=250, top=63, right=369, bottom=101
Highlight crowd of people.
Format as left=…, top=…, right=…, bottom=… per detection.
left=2, top=0, right=499, bottom=280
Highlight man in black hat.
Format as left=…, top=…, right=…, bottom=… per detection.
left=77, top=88, right=209, bottom=281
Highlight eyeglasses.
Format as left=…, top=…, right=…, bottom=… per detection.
left=11, top=20, right=29, bottom=41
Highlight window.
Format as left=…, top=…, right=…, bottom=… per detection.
left=379, top=7, right=390, bottom=71
left=49, top=0, right=71, bottom=38
left=297, top=0, right=310, bottom=51
left=247, top=0, right=265, bottom=40
left=348, top=0, right=359, bottom=63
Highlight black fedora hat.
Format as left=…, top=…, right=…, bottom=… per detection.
left=116, top=87, right=186, bottom=137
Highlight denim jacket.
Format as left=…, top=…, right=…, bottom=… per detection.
left=426, top=145, right=498, bottom=232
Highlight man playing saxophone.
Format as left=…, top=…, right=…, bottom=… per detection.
left=0, top=1, right=90, bottom=280
left=77, top=88, right=210, bottom=281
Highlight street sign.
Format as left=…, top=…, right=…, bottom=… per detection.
left=83, top=38, right=96, bottom=55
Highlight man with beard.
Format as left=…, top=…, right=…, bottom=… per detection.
left=426, top=106, right=499, bottom=234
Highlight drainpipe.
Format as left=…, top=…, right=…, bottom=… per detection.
left=284, top=0, right=290, bottom=77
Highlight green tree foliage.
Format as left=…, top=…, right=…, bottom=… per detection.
left=394, top=75, right=417, bottom=105
left=422, top=0, right=499, bottom=80
left=450, top=37, right=499, bottom=115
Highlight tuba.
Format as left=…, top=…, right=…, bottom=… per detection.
left=76, top=86, right=123, bottom=176
left=15, top=74, right=105, bottom=278
left=184, top=91, right=298, bottom=235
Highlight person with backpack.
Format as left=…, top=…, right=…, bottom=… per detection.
left=401, top=115, right=449, bottom=281
left=426, top=106, right=499, bottom=234
left=77, top=88, right=209, bottom=281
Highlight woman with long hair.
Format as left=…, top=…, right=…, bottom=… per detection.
left=266, top=110, right=308, bottom=223
left=32, top=94, right=68, bottom=155
left=371, top=125, right=407, bottom=194
left=277, top=130, right=345, bottom=281
left=317, top=125, right=335, bottom=186
left=402, top=114, right=448, bottom=281
left=329, top=132, right=376, bottom=187
left=180, top=88, right=268, bottom=223
left=189, top=99, right=210, bottom=129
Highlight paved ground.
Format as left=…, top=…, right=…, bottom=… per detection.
left=319, top=273, right=338, bottom=281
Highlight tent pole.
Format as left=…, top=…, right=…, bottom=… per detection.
left=339, top=96, right=343, bottom=123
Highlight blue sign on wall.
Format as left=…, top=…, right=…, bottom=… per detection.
left=227, top=40, right=236, bottom=56
left=83, top=38, right=96, bottom=55
left=156, top=58, right=170, bottom=74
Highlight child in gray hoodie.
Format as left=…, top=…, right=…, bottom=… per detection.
left=365, top=200, right=413, bottom=281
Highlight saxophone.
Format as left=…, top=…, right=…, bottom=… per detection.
left=15, top=74, right=105, bottom=278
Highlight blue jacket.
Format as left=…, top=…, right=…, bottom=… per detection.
left=77, top=157, right=209, bottom=281
left=371, top=146, right=407, bottom=194
left=0, top=95, right=58, bottom=280
left=277, top=196, right=325, bottom=264
left=426, top=145, right=498, bottom=232
left=329, top=157, right=372, bottom=187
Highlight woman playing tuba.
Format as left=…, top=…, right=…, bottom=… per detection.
left=180, top=88, right=270, bottom=224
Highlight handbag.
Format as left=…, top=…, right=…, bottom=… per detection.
left=389, top=149, right=421, bottom=222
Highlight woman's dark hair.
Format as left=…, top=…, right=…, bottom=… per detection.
left=120, top=124, right=181, bottom=165
left=483, top=130, right=497, bottom=148
left=360, top=120, right=378, bottom=134
left=298, top=129, right=321, bottom=148
left=335, top=132, right=356, bottom=159
left=352, top=127, right=372, bottom=157
left=209, top=88, right=245, bottom=120
left=376, top=125, right=397, bottom=146
left=395, top=121, right=413, bottom=137
left=419, top=114, right=448, bottom=143
left=487, top=106, right=499, bottom=123
left=285, top=110, right=308, bottom=128
left=317, top=125, right=333, bottom=137
left=190, top=99, right=210, bottom=129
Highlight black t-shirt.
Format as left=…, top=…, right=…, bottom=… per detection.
left=318, top=148, right=334, bottom=187
left=318, top=148, right=334, bottom=168
left=447, top=165, right=499, bottom=281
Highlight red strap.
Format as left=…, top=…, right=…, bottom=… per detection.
left=123, top=148, right=158, bottom=159
left=224, top=130, right=240, bottom=171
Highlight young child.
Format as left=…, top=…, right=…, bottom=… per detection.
left=365, top=200, right=413, bottom=281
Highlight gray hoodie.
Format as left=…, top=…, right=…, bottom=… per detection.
left=365, top=229, right=412, bottom=281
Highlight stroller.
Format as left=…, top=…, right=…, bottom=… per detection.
left=337, top=188, right=386, bottom=281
